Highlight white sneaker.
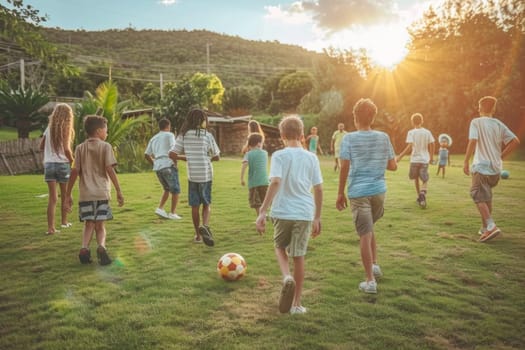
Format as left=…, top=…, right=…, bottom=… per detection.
left=155, top=208, right=169, bottom=219
left=279, top=275, right=296, bottom=313
left=359, top=280, right=377, bottom=294
left=290, top=305, right=307, bottom=315
left=168, top=213, right=182, bottom=220
left=372, top=264, right=383, bottom=278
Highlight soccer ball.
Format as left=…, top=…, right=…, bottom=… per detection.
left=500, top=170, right=510, bottom=179
left=217, top=253, right=247, bottom=281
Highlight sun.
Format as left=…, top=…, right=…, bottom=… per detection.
left=364, top=25, right=410, bottom=69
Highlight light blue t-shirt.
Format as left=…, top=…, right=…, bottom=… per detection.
left=145, top=131, right=176, bottom=171
left=469, top=116, right=516, bottom=175
left=269, top=147, right=323, bottom=221
left=340, top=130, right=395, bottom=198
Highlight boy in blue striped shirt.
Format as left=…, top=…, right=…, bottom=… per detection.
left=336, top=98, right=397, bottom=294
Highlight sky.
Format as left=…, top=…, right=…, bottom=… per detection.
left=25, top=0, right=443, bottom=67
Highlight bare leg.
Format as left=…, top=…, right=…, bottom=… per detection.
left=370, top=232, right=377, bottom=265
left=192, top=206, right=200, bottom=238
left=476, top=201, right=493, bottom=228
left=414, top=178, right=420, bottom=195
left=82, top=221, right=96, bottom=248
left=95, top=221, right=107, bottom=247
left=275, top=247, right=291, bottom=277
left=360, top=232, right=374, bottom=282
left=292, top=256, right=305, bottom=306
left=170, top=193, right=179, bottom=214
left=58, top=182, right=69, bottom=226
left=46, top=181, right=58, bottom=233
left=158, top=190, right=169, bottom=210
left=202, top=204, right=211, bottom=226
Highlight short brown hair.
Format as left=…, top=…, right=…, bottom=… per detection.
left=247, top=133, right=263, bottom=147
left=158, top=118, right=171, bottom=130
left=279, top=115, right=303, bottom=140
left=353, top=98, right=377, bottom=126
left=479, top=96, right=497, bottom=115
left=84, top=115, right=107, bottom=137
left=411, top=113, right=423, bottom=125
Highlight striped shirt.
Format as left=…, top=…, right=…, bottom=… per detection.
left=340, top=130, right=395, bottom=198
left=172, top=129, right=220, bottom=183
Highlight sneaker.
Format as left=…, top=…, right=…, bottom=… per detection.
left=96, top=246, right=112, bottom=266
left=61, top=223, right=73, bottom=228
left=192, top=237, right=203, bottom=244
left=359, top=280, right=377, bottom=294
left=419, top=193, right=427, bottom=208
left=168, top=213, right=182, bottom=220
left=155, top=208, right=169, bottom=219
left=290, top=305, right=307, bottom=315
left=199, top=226, right=215, bottom=247
left=78, top=248, right=92, bottom=264
left=479, top=226, right=501, bottom=243
left=478, top=228, right=485, bottom=235
left=373, top=264, right=383, bottom=278
left=279, top=275, right=296, bottom=313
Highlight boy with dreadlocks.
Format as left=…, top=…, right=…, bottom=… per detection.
left=169, top=109, right=220, bottom=246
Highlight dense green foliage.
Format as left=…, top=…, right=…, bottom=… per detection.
left=0, top=86, right=48, bottom=138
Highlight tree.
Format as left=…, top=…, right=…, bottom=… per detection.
left=0, top=86, right=48, bottom=138
left=277, top=71, right=314, bottom=112
left=222, top=86, right=260, bottom=116
left=189, top=72, right=225, bottom=110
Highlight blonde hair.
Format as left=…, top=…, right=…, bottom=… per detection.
left=479, top=96, right=497, bottom=115
left=49, top=103, right=74, bottom=155
left=279, top=115, right=304, bottom=140
left=353, top=98, right=377, bottom=126
left=411, top=113, right=423, bottom=126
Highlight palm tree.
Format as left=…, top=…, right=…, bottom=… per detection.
left=0, top=87, right=49, bottom=138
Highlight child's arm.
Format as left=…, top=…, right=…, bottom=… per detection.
left=106, top=165, right=124, bottom=207
left=336, top=159, right=350, bottom=211
left=145, top=153, right=154, bottom=165
left=463, top=139, right=477, bottom=175
left=501, top=137, right=520, bottom=160
left=318, top=143, right=324, bottom=156
left=311, top=183, right=323, bottom=238
left=65, top=167, right=78, bottom=213
left=387, top=157, right=397, bottom=171
left=428, top=141, right=435, bottom=164
left=211, top=154, right=220, bottom=162
left=240, top=161, right=248, bottom=186
left=62, top=128, right=74, bottom=163
left=39, top=135, right=45, bottom=151
left=256, top=177, right=280, bottom=235
left=396, top=144, right=411, bottom=162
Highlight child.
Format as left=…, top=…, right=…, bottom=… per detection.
left=241, top=120, right=265, bottom=154
left=145, top=118, right=183, bottom=220
left=305, top=126, right=323, bottom=155
left=39, top=103, right=75, bottom=235
left=436, top=134, right=452, bottom=178
left=463, top=96, right=520, bottom=242
left=256, top=115, right=323, bottom=315
left=240, top=133, right=269, bottom=218
left=169, top=108, right=220, bottom=246
left=396, top=113, right=435, bottom=208
left=330, top=123, right=347, bottom=171
left=65, top=115, right=124, bottom=265
left=336, top=98, right=397, bottom=294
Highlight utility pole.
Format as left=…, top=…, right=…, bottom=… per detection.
left=109, top=65, right=112, bottom=81
left=206, top=42, right=211, bottom=74
left=20, top=58, right=25, bottom=91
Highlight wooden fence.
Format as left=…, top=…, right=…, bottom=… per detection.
left=0, top=138, right=43, bottom=175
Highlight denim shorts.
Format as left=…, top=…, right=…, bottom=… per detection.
left=409, top=162, right=429, bottom=182
left=188, top=181, right=212, bottom=206
left=44, top=162, right=71, bottom=183
left=156, top=166, right=181, bottom=194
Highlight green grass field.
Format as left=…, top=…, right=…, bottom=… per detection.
left=1, top=155, right=524, bottom=350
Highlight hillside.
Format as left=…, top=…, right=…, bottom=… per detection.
left=41, top=28, right=323, bottom=88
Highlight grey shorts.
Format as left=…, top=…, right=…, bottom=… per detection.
left=44, top=162, right=71, bottom=183
left=272, top=218, right=311, bottom=257
left=249, top=185, right=268, bottom=208
left=350, top=194, right=385, bottom=236
left=156, top=166, right=181, bottom=194
left=79, top=200, right=113, bottom=222
left=470, top=172, right=500, bottom=203
left=409, top=163, right=429, bottom=182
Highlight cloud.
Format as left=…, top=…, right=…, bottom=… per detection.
left=158, top=0, right=178, bottom=5
left=267, top=0, right=400, bottom=32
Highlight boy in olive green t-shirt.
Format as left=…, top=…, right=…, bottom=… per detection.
left=240, top=133, right=269, bottom=218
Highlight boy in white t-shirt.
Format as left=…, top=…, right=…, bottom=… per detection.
left=256, top=115, right=323, bottom=315
left=463, top=96, right=520, bottom=242
left=396, top=113, right=435, bottom=208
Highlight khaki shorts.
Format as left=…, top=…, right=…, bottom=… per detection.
left=470, top=172, right=500, bottom=203
left=350, top=194, right=385, bottom=236
left=249, top=185, right=268, bottom=208
left=272, top=218, right=311, bottom=257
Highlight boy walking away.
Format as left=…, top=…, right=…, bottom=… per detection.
left=336, top=98, right=397, bottom=294
left=145, top=118, right=183, bottom=220
left=256, top=115, right=323, bottom=315
left=463, top=96, right=520, bottom=242
left=65, top=115, right=124, bottom=265
left=331, top=123, right=347, bottom=171
left=169, top=109, right=220, bottom=246
left=240, top=133, right=269, bottom=219
left=396, top=113, right=435, bottom=208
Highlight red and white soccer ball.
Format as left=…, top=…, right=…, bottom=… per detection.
left=217, top=253, right=247, bottom=281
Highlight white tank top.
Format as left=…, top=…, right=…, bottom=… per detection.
left=43, top=127, right=69, bottom=163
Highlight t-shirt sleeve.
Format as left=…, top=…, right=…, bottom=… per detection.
left=208, top=134, right=220, bottom=157
left=172, top=135, right=184, bottom=154
left=339, top=134, right=351, bottom=160
left=269, top=153, right=283, bottom=179
left=104, top=143, right=117, bottom=167
left=312, top=157, right=323, bottom=186
left=144, top=139, right=153, bottom=155
left=468, top=120, right=478, bottom=140
left=501, top=121, right=517, bottom=145
left=406, top=129, right=414, bottom=143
